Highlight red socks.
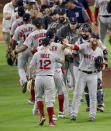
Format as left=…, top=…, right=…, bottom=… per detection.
left=31, top=89, right=35, bottom=101
left=37, top=101, right=45, bottom=117
left=58, top=94, right=64, bottom=112
left=47, top=107, right=54, bottom=123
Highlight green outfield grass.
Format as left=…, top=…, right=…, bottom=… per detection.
left=0, top=41, right=111, bottom=131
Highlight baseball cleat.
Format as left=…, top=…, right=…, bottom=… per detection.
left=22, top=82, right=27, bottom=93
left=58, top=112, right=65, bottom=118
left=32, top=108, right=38, bottom=115
left=89, top=117, right=95, bottom=122
left=86, top=107, right=90, bottom=112
left=97, top=105, right=104, bottom=112
left=52, top=114, right=58, bottom=121
left=27, top=99, right=34, bottom=104
left=39, top=116, right=46, bottom=126
left=49, top=121, right=56, bottom=127
left=70, top=115, right=76, bottom=121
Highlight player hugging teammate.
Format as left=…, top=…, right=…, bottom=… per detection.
left=3, top=0, right=109, bottom=127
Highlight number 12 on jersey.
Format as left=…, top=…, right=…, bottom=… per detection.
left=40, top=60, right=51, bottom=69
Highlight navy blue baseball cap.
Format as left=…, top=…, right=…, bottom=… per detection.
left=18, top=6, right=25, bottom=17
left=40, top=4, right=48, bottom=12
left=69, top=17, right=77, bottom=24
left=42, top=38, right=51, bottom=46
left=55, top=36, right=64, bottom=43
left=16, top=0, right=23, bottom=7
left=58, top=8, right=66, bottom=15
left=80, top=24, right=92, bottom=33
left=23, top=13, right=31, bottom=21
left=50, top=9, right=58, bottom=16
left=91, top=33, right=99, bottom=39
left=48, top=2, right=54, bottom=7
left=46, top=30, right=55, bottom=39
left=32, top=17, right=43, bottom=26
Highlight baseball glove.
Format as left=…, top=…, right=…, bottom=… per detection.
left=95, top=56, right=103, bottom=72
left=7, top=48, right=14, bottom=66
left=107, top=1, right=111, bottom=13
left=27, top=79, right=35, bottom=92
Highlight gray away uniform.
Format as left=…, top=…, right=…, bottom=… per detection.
left=95, top=0, right=111, bottom=44
left=30, top=50, right=62, bottom=107
left=71, top=43, right=104, bottom=119
left=10, top=17, right=24, bottom=38
left=13, top=23, right=35, bottom=86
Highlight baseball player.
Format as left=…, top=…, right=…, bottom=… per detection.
left=48, top=8, right=69, bottom=34
left=72, top=24, right=91, bottom=84
left=65, top=0, right=90, bottom=24
left=10, top=0, right=24, bottom=27
left=94, top=0, right=111, bottom=44
left=64, top=33, right=105, bottom=122
left=10, top=6, right=25, bottom=41
left=13, top=17, right=47, bottom=54
left=47, top=9, right=59, bottom=29
left=57, top=17, right=79, bottom=89
left=32, top=30, right=71, bottom=118
left=12, top=13, right=35, bottom=93
left=12, top=17, right=47, bottom=105
left=29, top=37, right=65, bottom=126
left=74, top=24, right=108, bottom=112
left=40, top=4, right=52, bottom=29
left=8, top=6, right=25, bottom=66
left=74, top=0, right=94, bottom=23
left=46, top=30, right=72, bottom=117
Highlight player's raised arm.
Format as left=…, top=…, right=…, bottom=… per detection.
left=63, top=38, right=79, bottom=50
left=60, top=45, right=65, bottom=64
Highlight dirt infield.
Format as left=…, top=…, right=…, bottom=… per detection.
left=103, top=69, right=111, bottom=88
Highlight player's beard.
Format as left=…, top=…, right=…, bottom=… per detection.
left=91, top=41, right=98, bottom=48
left=82, top=34, right=89, bottom=40
left=59, top=17, right=65, bottom=23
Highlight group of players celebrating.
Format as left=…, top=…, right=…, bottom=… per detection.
left=3, top=0, right=110, bottom=127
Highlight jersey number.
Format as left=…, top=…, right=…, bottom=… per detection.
left=39, top=39, right=44, bottom=46
left=23, top=34, right=29, bottom=41
left=40, top=60, right=51, bottom=69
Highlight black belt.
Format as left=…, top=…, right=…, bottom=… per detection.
left=79, top=69, right=97, bottom=74
left=102, top=15, right=111, bottom=17
left=37, top=75, right=53, bottom=76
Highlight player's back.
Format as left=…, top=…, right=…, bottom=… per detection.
left=10, top=17, right=24, bottom=37
left=33, top=49, right=58, bottom=76
left=31, top=29, right=47, bottom=47
left=13, top=23, right=35, bottom=48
